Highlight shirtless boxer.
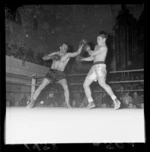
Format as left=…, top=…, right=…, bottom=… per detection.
left=81, top=31, right=121, bottom=109
left=27, top=42, right=84, bottom=108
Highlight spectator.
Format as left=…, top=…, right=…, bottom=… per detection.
left=72, top=100, right=76, bottom=108
left=44, top=91, right=55, bottom=106
left=140, top=103, right=144, bottom=109
left=82, top=95, right=88, bottom=107
left=36, top=101, right=43, bottom=107
left=40, top=101, right=45, bottom=107
left=7, top=93, right=15, bottom=107
left=73, top=92, right=81, bottom=107
left=54, top=101, right=59, bottom=107
left=15, top=101, right=19, bottom=107
left=48, top=103, right=54, bottom=107
left=62, top=101, right=67, bottom=107
left=79, top=102, right=85, bottom=108
left=122, top=92, right=133, bottom=108
left=101, top=92, right=113, bottom=108
left=57, top=93, right=66, bottom=107
left=57, top=93, right=67, bottom=107
left=96, top=102, right=101, bottom=108
left=127, top=84, right=132, bottom=90
left=101, top=103, right=107, bottom=108
left=132, top=92, right=144, bottom=108
left=115, top=85, right=124, bottom=100
left=128, top=102, right=135, bottom=109
left=94, top=93, right=103, bottom=107
left=6, top=101, right=11, bottom=107
left=19, top=93, right=29, bottom=107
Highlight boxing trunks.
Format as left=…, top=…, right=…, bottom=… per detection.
left=45, top=69, right=66, bottom=82
left=87, top=61, right=107, bottom=81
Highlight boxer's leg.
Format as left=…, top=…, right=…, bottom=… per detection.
left=27, top=78, right=51, bottom=108
left=58, top=79, right=71, bottom=108
left=95, top=65, right=120, bottom=109
left=83, top=67, right=96, bottom=109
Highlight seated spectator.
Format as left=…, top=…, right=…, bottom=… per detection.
left=56, top=93, right=66, bottom=107
left=48, top=103, right=54, bottom=107
left=14, top=101, right=19, bottom=107
left=82, top=95, right=88, bottom=107
left=94, top=93, right=103, bottom=107
left=115, top=85, right=124, bottom=100
left=101, top=103, right=107, bottom=108
left=60, top=101, right=67, bottom=107
left=96, top=102, right=101, bottom=108
left=139, top=103, right=144, bottom=109
left=79, top=102, right=85, bottom=108
left=128, top=102, right=136, bottom=109
left=73, top=92, right=82, bottom=107
left=44, top=91, right=55, bottom=106
left=53, top=101, right=59, bottom=107
left=101, top=92, right=113, bottom=108
left=6, top=101, right=11, bottom=107
left=36, top=100, right=44, bottom=107
left=122, top=92, right=133, bottom=108
left=40, top=101, right=45, bottom=107
left=72, top=100, right=77, bottom=108
left=132, top=92, right=144, bottom=108
left=127, top=84, right=132, bottom=90
left=19, top=93, right=29, bottom=107
left=6, top=93, right=15, bottom=107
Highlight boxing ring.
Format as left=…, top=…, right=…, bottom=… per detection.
left=5, top=107, right=145, bottom=144
left=5, top=69, right=145, bottom=144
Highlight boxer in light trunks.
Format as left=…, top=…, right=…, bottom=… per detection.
left=27, top=42, right=84, bottom=108
left=81, top=31, right=121, bottom=109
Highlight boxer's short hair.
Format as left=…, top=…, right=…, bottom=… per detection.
left=98, top=31, right=108, bottom=39
left=59, top=42, right=68, bottom=51
left=60, top=42, right=68, bottom=47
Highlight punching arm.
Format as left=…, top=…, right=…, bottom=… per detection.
left=69, top=44, right=84, bottom=58
left=81, top=56, right=94, bottom=62
left=43, top=51, right=59, bottom=60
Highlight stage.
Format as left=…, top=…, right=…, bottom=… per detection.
left=5, top=107, right=145, bottom=144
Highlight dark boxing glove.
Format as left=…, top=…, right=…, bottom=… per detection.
left=51, top=54, right=61, bottom=61
left=75, top=55, right=83, bottom=63
left=83, top=44, right=91, bottom=52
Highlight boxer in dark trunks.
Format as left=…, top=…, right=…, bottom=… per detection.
left=81, top=31, right=121, bottom=109
left=27, top=43, right=84, bottom=108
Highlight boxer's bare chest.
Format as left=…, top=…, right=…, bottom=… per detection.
left=53, top=54, right=70, bottom=66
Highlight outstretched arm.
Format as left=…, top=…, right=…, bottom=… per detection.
left=81, top=56, right=94, bottom=62
left=42, top=51, right=59, bottom=60
left=68, top=45, right=84, bottom=58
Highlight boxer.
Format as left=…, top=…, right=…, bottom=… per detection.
left=27, top=42, right=85, bottom=108
left=80, top=31, right=121, bottom=109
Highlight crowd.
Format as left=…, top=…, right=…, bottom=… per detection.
left=6, top=85, right=144, bottom=109
left=6, top=43, right=52, bottom=67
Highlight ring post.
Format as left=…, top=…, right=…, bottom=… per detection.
left=31, top=74, right=37, bottom=99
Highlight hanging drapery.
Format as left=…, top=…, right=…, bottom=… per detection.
left=114, top=5, right=138, bottom=70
